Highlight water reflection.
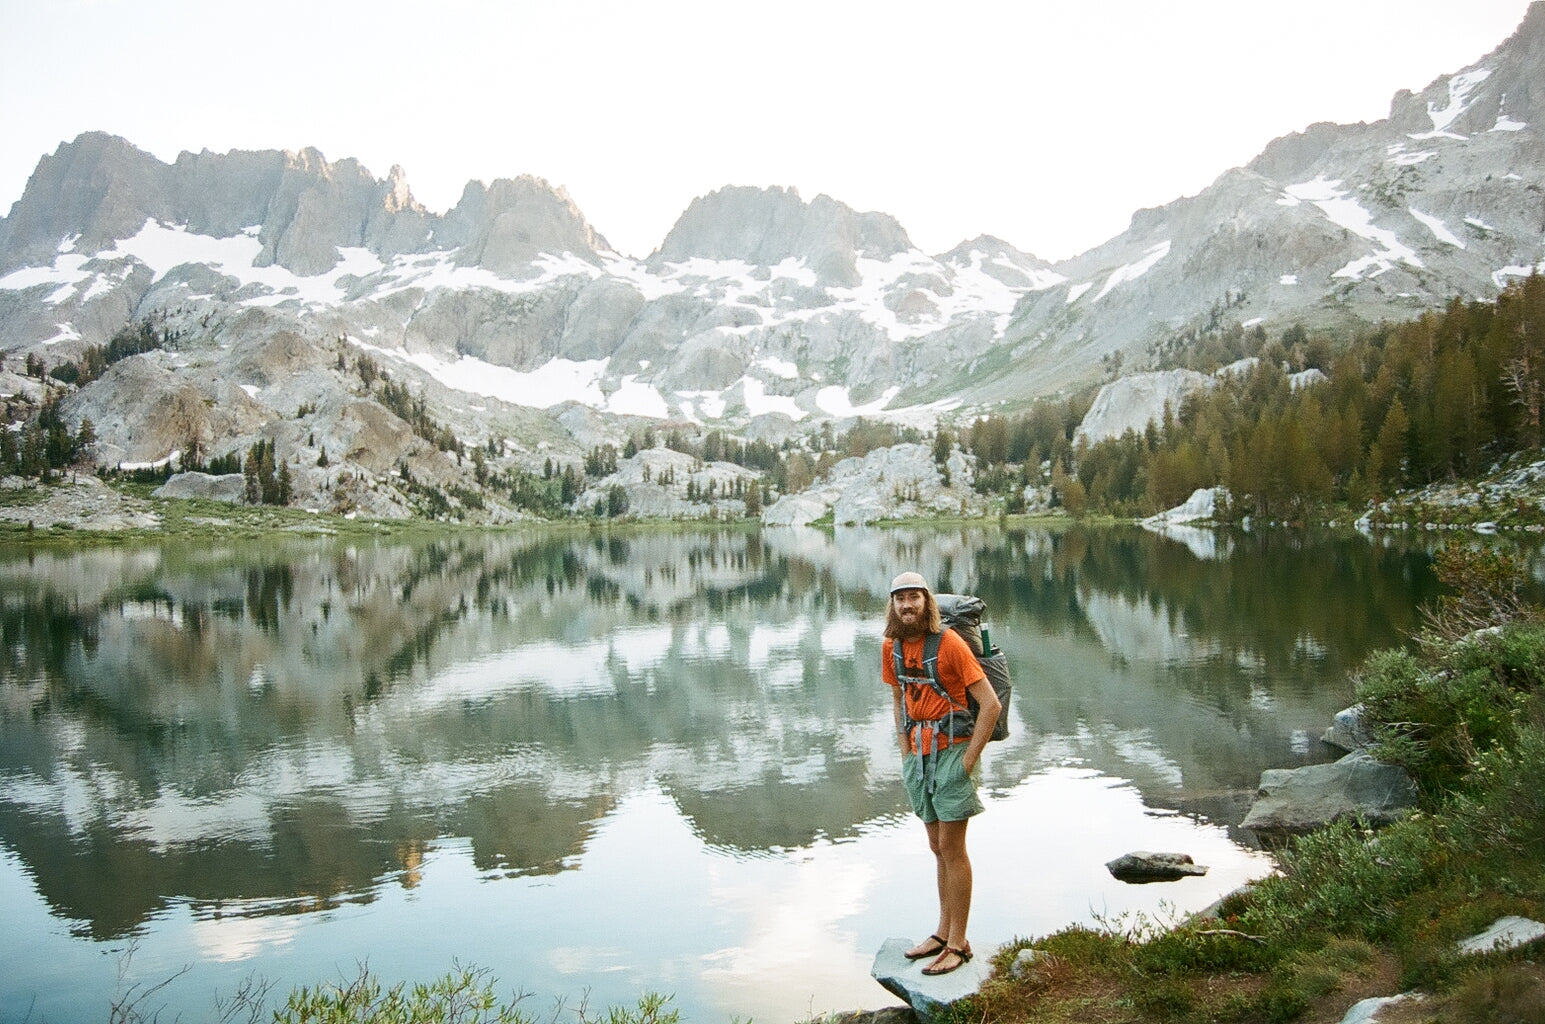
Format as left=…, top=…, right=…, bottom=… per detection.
left=0, top=523, right=1494, bottom=1020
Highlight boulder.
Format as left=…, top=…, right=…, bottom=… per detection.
left=1141, top=486, right=1225, bottom=527
left=1322, top=704, right=1374, bottom=752
left=1241, top=752, right=1418, bottom=836
left=1073, top=370, right=1215, bottom=447
left=1007, top=947, right=1060, bottom=983
left=155, top=471, right=247, bottom=503
left=1106, top=851, right=1209, bottom=883
left=871, top=937, right=995, bottom=1024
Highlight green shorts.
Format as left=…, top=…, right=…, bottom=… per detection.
left=902, top=741, right=984, bottom=823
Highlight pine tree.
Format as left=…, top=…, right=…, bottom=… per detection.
left=1373, top=398, right=1410, bottom=493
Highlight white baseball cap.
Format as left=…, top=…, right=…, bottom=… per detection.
left=889, top=571, right=930, bottom=594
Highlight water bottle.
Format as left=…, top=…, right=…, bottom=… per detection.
left=981, top=626, right=991, bottom=653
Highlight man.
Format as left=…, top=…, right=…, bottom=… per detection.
left=882, top=571, right=1000, bottom=977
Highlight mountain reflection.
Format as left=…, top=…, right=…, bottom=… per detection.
left=0, top=524, right=1469, bottom=938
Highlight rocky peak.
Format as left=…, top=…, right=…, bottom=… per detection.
left=170, top=146, right=289, bottom=238
left=940, top=234, right=1041, bottom=265
left=1388, top=0, right=1545, bottom=135
left=441, top=174, right=608, bottom=274
left=0, top=132, right=169, bottom=272
left=253, top=147, right=392, bottom=275
left=383, top=165, right=422, bottom=215
left=651, top=185, right=912, bottom=286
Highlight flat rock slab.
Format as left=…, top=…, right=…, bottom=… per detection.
left=1458, top=916, right=1545, bottom=954
left=872, top=938, right=994, bottom=1024
left=1335, top=993, right=1424, bottom=1024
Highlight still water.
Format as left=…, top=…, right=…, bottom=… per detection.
left=0, top=523, right=1476, bottom=1022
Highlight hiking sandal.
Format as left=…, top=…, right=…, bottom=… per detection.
left=905, top=934, right=947, bottom=960
left=921, top=945, right=972, bottom=976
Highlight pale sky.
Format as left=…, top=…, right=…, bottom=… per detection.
left=0, top=0, right=1534, bottom=262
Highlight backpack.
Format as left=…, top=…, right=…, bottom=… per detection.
left=893, top=593, right=1013, bottom=743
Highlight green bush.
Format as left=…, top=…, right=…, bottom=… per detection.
left=1356, top=626, right=1545, bottom=797
left=1131, top=927, right=1278, bottom=976
left=1456, top=706, right=1545, bottom=855
left=1239, top=815, right=1453, bottom=945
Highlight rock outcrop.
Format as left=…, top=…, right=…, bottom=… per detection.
left=1073, top=370, right=1214, bottom=447
left=763, top=444, right=984, bottom=526
left=1240, top=752, right=1419, bottom=836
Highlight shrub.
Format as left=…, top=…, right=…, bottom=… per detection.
left=1356, top=626, right=1545, bottom=797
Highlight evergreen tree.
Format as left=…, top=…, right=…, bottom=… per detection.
left=1373, top=397, right=1410, bottom=493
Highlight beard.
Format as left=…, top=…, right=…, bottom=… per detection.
left=885, top=601, right=930, bottom=640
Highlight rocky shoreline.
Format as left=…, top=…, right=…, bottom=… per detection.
left=833, top=703, right=1540, bottom=1024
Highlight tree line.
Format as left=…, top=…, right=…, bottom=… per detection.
left=965, top=274, right=1545, bottom=520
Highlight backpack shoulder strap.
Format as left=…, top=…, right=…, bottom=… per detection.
left=918, top=632, right=964, bottom=709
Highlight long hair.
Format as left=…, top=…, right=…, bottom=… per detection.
left=884, top=589, right=942, bottom=639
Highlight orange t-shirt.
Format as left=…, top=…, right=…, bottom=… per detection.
left=883, top=629, right=986, bottom=753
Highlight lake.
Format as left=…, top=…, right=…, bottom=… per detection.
left=0, top=522, right=1486, bottom=1023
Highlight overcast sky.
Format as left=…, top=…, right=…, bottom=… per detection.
left=0, top=1, right=1534, bottom=262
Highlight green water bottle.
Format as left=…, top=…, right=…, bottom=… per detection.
left=981, top=626, right=991, bottom=654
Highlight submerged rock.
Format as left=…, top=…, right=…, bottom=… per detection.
left=1106, top=851, right=1209, bottom=883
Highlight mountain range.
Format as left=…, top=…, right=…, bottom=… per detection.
left=1, top=2, right=1542, bottom=521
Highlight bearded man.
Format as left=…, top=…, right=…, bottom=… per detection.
left=881, top=571, right=1000, bottom=977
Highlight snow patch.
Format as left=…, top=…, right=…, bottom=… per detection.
left=609, top=375, right=670, bottom=418
left=350, top=337, right=610, bottom=410
left=1093, top=241, right=1170, bottom=301
left=739, top=377, right=805, bottom=420
left=1427, top=68, right=1491, bottom=134
left=41, top=323, right=81, bottom=345
left=758, top=356, right=799, bottom=380
left=1495, top=261, right=1545, bottom=289
left=1282, top=177, right=1422, bottom=279
left=1408, top=209, right=1465, bottom=249
left=1386, top=143, right=1437, bottom=166
left=815, top=385, right=901, bottom=418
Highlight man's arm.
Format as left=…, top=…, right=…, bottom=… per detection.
left=892, top=686, right=909, bottom=756
left=961, top=676, right=1000, bottom=773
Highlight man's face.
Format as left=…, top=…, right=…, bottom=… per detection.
left=893, top=588, right=927, bottom=629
